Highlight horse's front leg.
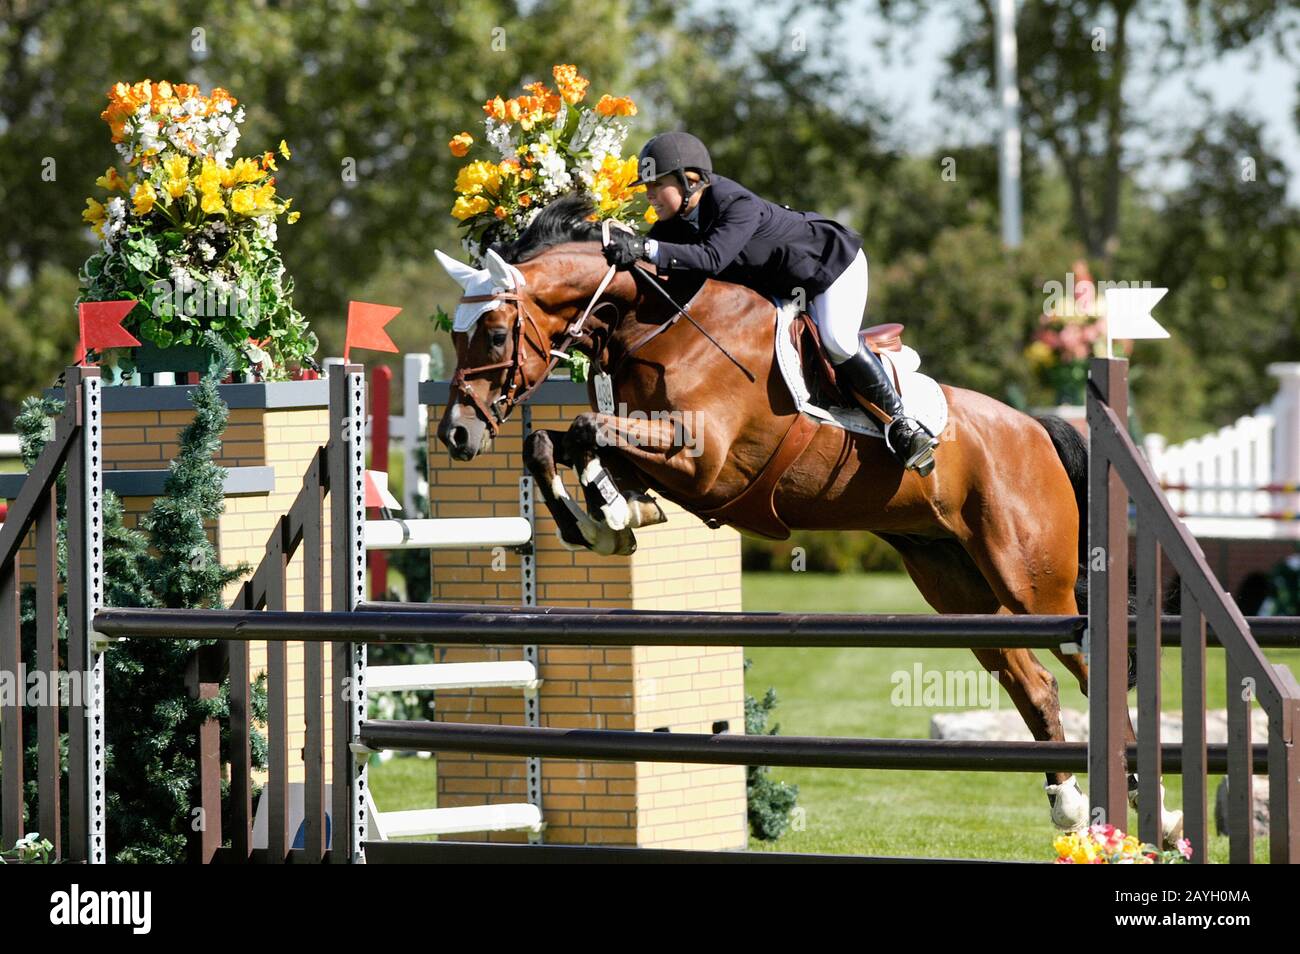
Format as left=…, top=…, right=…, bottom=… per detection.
left=565, top=412, right=670, bottom=533
left=523, top=429, right=594, bottom=551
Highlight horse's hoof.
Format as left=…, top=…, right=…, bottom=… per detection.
left=1045, top=777, right=1089, bottom=831
left=601, top=494, right=631, bottom=532
left=1161, top=810, right=1185, bottom=851
left=555, top=528, right=588, bottom=552
left=612, top=528, right=638, bottom=556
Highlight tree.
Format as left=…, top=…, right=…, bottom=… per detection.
left=876, top=0, right=1298, bottom=266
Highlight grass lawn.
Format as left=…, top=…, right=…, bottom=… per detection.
left=368, top=570, right=1293, bottom=862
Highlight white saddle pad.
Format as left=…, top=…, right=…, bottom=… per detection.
left=772, top=300, right=949, bottom=441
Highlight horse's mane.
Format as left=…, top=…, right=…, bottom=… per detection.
left=489, top=192, right=604, bottom=263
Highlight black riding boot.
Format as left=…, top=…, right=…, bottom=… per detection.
left=835, top=344, right=938, bottom=476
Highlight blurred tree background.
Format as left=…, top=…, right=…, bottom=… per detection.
left=0, top=0, right=1296, bottom=441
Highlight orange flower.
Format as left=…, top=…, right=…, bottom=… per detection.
left=482, top=96, right=508, bottom=121
left=518, top=193, right=532, bottom=206
left=449, top=132, right=473, bottom=157
left=494, top=205, right=508, bottom=219
left=595, top=94, right=637, bottom=117
left=552, top=64, right=589, bottom=105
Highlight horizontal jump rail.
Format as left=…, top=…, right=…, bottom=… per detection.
left=1161, top=482, right=1300, bottom=494
left=92, top=606, right=1300, bottom=648
left=363, top=517, right=531, bottom=550
left=357, top=720, right=1269, bottom=774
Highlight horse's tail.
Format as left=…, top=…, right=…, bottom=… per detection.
left=1035, top=414, right=1089, bottom=606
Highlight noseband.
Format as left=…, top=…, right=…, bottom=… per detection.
left=450, top=262, right=621, bottom=437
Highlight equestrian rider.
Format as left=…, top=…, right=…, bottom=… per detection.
left=602, top=131, right=938, bottom=474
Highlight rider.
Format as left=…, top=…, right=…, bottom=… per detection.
left=602, top=131, right=937, bottom=474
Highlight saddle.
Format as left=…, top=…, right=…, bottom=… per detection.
left=790, top=315, right=907, bottom=407
left=695, top=313, right=910, bottom=541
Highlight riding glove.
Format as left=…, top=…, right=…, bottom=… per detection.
left=603, top=231, right=649, bottom=268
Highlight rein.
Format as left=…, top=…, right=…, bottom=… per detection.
left=451, top=233, right=755, bottom=433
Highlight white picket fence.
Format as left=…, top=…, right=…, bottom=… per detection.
left=1144, top=363, right=1300, bottom=538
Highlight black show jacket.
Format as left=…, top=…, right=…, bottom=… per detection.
left=647, top=173, right=863, bottom=301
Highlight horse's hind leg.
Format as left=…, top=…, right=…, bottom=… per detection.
left=1051, top=646, right=1184, bottom=847
left=882, top=534, right=1088, bottom=833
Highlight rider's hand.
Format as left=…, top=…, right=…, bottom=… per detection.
left=603, top=231, right=648, bottom=269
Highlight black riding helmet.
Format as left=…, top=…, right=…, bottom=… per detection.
left=631, top=131, right=712, bottom=215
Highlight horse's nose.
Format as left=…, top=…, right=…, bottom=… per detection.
left=448, top=424, right=470, bottom=452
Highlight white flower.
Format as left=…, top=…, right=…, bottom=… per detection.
left=198, top=240, right=216, bottom=261
left=484, top=118, right=517, bottom=158
left=170, top=264, right=196, bottom=294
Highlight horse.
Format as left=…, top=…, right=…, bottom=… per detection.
left=433, top=194, right=1181, bottom=845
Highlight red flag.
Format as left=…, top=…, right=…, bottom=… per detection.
left=76, top=300, right=141, bottom=364
left=344, top=301, right=401, bottom=361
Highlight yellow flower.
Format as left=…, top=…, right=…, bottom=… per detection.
left=96, top=167, right=128, bottom=192
left=163, top=154, right=190, bottom=181
left=644, top=204, right=658, bottom=224
left=1025, top=339, right=1053, bottom=370
left=450, top=194, right=490, bottom=220
left=261, top=151, right=278, bottom=172
left=165, top=177, right=190, bottom=200
left=230, top=189, right=256, bottom=215
left=234, top=157, right=264, bottom=184
left=132, top=181, right=157, bottom=215
left=197, top=157, right=223, bottom=194
left=82, top=197, right=106, bottom=226
left=449, top=132, right=473, bottom=157
left=201, top=191, right=226, bottom=215
left=455, top=160, right=500, bottom=195
left=253, top=182, right=277, bottom=211
left=279, top=139, right=291, bottom=160
left=287, top=210, right=301, bottom=224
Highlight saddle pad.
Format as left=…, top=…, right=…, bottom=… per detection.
left=772, top=299, right=949, bottom=441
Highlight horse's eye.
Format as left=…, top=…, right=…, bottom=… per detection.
left=490, top=331, right=507, bottom=349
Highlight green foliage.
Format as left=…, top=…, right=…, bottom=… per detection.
left=1262, top=554, right=1300, bottom=617
left=744, top=658, right=799, bottom=841
left=0, top=833, right=57, bottom=864
left=742, top=530, right=904, bottom=574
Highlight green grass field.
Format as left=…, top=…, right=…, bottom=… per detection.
left=368, top=570, right=1294, bottom=861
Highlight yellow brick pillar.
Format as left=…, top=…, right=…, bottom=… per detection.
left=423, top=380, right=748, bottom=851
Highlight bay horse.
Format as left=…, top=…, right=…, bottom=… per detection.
left=433, top=194, right=1181, bottom=845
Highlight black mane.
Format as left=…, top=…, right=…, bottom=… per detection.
left=490, top=192, right=603, bottom=263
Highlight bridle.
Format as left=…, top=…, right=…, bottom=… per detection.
left=449, top=222, right=753, bottom=436
left=449, top=258, right=621, bottom=437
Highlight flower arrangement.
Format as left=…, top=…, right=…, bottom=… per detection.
left=78, top=80, right=317, bottom=380
left=447, top=64, right=649, bottom=265
left=1053, top=824, right=1192, bottom=864
left=1025, top=259, right=1110, bottom=404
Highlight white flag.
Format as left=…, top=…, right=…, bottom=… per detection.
left=1105, top=287, right=1169, bottom=357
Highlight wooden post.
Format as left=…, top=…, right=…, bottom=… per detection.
left=1087, top=357, right=1130, bottom=829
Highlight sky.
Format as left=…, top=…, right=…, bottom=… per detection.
left=718, top=1, right=1299, bottom=201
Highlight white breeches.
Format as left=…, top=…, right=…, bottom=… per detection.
left=808, top=248, right=869, bottom=364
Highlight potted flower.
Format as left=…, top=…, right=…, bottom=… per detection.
left=1053, top=823, right=1192, bottom=864
left=445, top=63, right=649, bottom=266
left=78, top=80, right=317, bottom=382
left=1025, top=258, right=1112, bottom=428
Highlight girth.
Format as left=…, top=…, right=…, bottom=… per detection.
left=695, top=412, right=820, bottom=540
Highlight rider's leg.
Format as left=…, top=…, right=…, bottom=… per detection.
left=809, top=250, right=938, bottom=475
